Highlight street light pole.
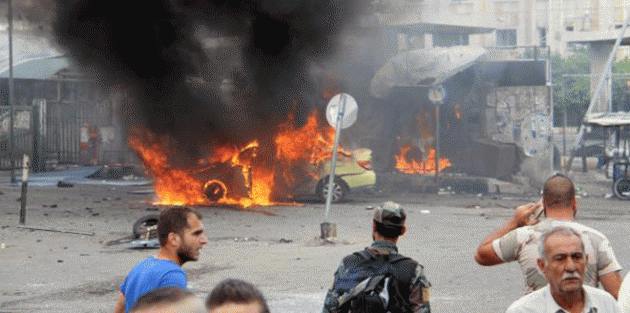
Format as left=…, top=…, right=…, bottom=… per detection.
left=8, top=0, right=15, bottom=183
left=427, top=85, right=446, bottom=183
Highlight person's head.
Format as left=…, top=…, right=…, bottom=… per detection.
left=158, top=207, right=208, bottom=264
left=206, top=279, right=270, bottom=313
left=537, top=227, right=587, bottom=297
left=130, top=287, right=204, bottom=313
left=372, top=201, right=407, bottom=241
left=542, top=173, right=577, bottom=216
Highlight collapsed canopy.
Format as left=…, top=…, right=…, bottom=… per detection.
left=370, top=45, right=487, bottom=99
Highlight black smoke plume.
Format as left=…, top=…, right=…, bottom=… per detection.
left=52, top=0, right=360, bottom=158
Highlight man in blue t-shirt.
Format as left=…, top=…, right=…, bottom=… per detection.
left=113, top=207, right=208, bottom=313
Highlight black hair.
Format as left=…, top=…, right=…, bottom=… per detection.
left=206, top=279, right=269, bottom=313
left=158, top=207, right=202, bottom=246
left=374, top=220, right=404, bottom=239
left=130, top=286, right=194, bottom=312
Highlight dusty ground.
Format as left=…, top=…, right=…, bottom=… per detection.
left=0, top=169, right=629, bottom=313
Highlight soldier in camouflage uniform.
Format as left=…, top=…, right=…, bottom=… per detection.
left=474, top=174, right=622, bottom=298
left=322, top=201, right=431, bottom=313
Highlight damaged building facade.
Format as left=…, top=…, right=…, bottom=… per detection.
left=334, top=0, right=553, bottom=187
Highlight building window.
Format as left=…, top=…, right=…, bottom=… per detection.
left=497, top=29, right=517, bottom=47
left=539, top=28, right=546, bottom=48
left=434, top=33, right=469, bottom=47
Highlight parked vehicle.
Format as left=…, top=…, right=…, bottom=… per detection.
left=293, top=148, right=376, bottom=203
left=583, top=112, right=630, bottom=200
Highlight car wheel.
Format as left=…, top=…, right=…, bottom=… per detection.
left=613, top=178, right=630, bottom=200
left=204, top=180, right=227, bottom=201
left=319, top=177, right=346, bottom=203
left=133, top=214, right=159, bottom=239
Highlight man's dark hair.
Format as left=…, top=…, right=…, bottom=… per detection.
left=543, top=173, right=575, bottom=208
left=206, top=279, right=270, bottom=313
left=130, top=286, right=194, bottom=312
left=374, top=221, right=404, bottom=239
left=158, top=207, right=202, bottom=246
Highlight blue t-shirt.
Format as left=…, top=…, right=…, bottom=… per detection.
left=120, top=256, right=187, bottom=312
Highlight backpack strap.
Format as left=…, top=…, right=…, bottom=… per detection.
left=388, top=253, right=411, bottom=264
left=354, top=249, right=373, bottom=261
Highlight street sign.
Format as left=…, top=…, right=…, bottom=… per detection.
left=428, top=85, right=446, bottom=104
left=326, top=93, right=358, bottom=129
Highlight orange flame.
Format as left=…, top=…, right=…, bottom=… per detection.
left=128, top=110, right=344, bottom=208
left=395, top=143, right=451, bottom=174
left=275, top=113, right=349, bottom=165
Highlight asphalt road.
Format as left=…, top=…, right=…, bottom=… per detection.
left=0, top=170, right=629, bottom=313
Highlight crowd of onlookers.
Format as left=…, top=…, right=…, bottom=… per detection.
left=115, top=174, right=630, bottom=313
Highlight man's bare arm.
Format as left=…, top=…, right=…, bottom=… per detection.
left=113, top=291, right=125, bottom=313
left=474, top=202, right=541, bottom=266
left=600, top=270, right=622, bottom=299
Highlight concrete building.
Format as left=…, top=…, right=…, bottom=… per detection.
left=438, top=0, right=629, bottom=55
left=440, top=0, right=630, bottom=116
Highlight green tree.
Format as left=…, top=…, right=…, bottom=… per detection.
left=551, top=48, right=590, bottom=126
left=612, top=57, right=630, bottom=111
left=552, top=48, right=630, bottom=126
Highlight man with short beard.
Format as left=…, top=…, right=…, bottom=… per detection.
left=505, top=227, right=620, bottom=313
left=113, top=207, right=208, bottom=313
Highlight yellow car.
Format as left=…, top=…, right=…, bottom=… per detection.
left=293, top=148, right=376, bottom=203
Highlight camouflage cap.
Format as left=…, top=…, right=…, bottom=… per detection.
left=373, top=201, right=406, bottom=227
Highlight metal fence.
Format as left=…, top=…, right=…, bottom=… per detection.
left=44, top=99, right=112, bottom=166
left=0, top=106, right=32, bottom=170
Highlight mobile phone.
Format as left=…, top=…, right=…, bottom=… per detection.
left=532, top=201, right=545, bottom=220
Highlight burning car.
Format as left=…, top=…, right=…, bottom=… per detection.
left=129, top=110, right=375, bottom=207
left=193, top=147, right=375, bottom=204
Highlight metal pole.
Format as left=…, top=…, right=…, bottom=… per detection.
left=324, top=94, right=346, bottom=221
left=19, top=154, right=28, bottom=224
left=434, top=104, right=440, bottom=182
left=563, top=106, right=567, bottom=159
left=8, top=0, right=14, bottom=183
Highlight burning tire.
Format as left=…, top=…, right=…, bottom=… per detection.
left=204, top=180, right=227, bottom=201
left=613, top=178, right=630, bottom=200
left=318, top=176, right=346, bottom=203
left=133, top=214, right=159, bottom=239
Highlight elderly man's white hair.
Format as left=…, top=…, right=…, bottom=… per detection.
left=537, top=226, right=585, bottom=260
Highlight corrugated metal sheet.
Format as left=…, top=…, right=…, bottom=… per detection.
left=0, top=56, right=71, bottom=79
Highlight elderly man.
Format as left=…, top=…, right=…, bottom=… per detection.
left=322, top=201, right=431, bottom=313
left=113, top=207, right=208, bottom=313
left=475, top=174, right=622, bottom=298
left=506, top=227, right=620, bottom=313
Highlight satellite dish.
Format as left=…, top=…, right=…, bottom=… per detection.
left=326, top=93, right=358, bottom=129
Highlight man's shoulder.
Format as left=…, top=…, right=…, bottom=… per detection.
left=344, top=249, right=419, bottom=263
left=563, top=221, right=609, bottom=240
left=506, top=287, right=547, bottom=313
left=129, top=256, right=183, bottom=275
left=530, top=220, right=609, bottom=240
left=584, top=285, right=617, bottom=300
left=339, top=250, right=421, bottom=276
left=583, top=285, right=620, bottom=312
